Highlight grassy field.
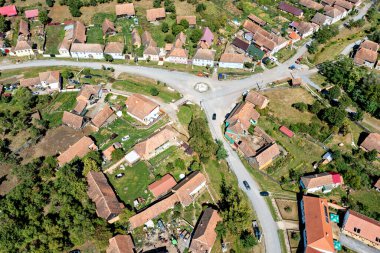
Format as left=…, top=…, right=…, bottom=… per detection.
left=276, top=199, right=298, bottom=221
left=41, top=92, right=78, bottom=127
left=107, top=161, right=154, bottom=207
left=274, top=47, right=297, bottom=63
left=113, top=73, right=182, bottom=103
left=91, top=114, right=169, bottom=151
left=44, top=25, right=65, bottom=55
left=86, top=26, right=105, bottom=44
left=309, top=73, right=327, bottom=87
left=350, top=189, right=380, bottom=215
left=177, top=105, right=193, bottom=127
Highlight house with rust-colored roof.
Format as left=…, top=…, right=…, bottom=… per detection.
left=279, top=125, right=294, bottom=138
left=107, top=234, right=135, bottom=253
left=134, top=126, right=178, bottom=160
left=192, top=48, right=215, bottom=67
left=300, top=172, right=343, bottom=193
left=342, top=210, right=380, bottom=249
left=19, top=71, right=61, bottom=91
left=91, top=104, right=114, bottom=129
left=125, top=94, right=160, bottom=125
left=73, top=21, right=87, bottom=43
left=360, top=133, right=380, bottom=157
left=165, top=47, right=188, bottom=64
left=374, top=178, right=380, bottom=191
left=278, top=2, right=304, bottom=17
left=102, top=144, right=116, bottom=161
left=226, top=101, right=260, bottom=131
left=57, top=136, right=98, bottom=166
left=324, top=6, right=344, bottom=23
left=102, top=19, right=116, bottom=36
left=104, top=42, right=124, bottom=60
left=251, top=143, right=280, bottom=169
left=25, top=9, right=39, bottom=20
left=148, top=174, right=177, bottom=198
left=290, top=21, right=319, bottom=38
left=301, top=196, right=335, bottom=253
left=131, top=29, right=141, bottom=48
left=146, top=8, right=166, bottom=22
left=219, top=53, right=246, bottom=69
left=129, top=171, right=207, bottom=229
left=18, top=20, right=30, bottom=39
left=87, top=171, right=124, bottom=223
left=189, top=208, right=222, bottom=253
left=311, top=13, right=332, bottom=26
left=245, top=90, right=269, bottom=109
left=62, top=111, right=84, bottom=129
left=77, top=84, right=102, bottom=103
left=115, top=3, right=135, bottom=17
left=176, top=15, right=196, bottom=26
left=14, top=40, right=34, bottom=57
left=334, top=0, right=353, bottom=10
left=360, top=40, right=379, bottom=52
left=354, top=47, right=378, bottom=68
left=248, top=14, right=266, bottom=26
left=299, top=0, right=324, bottom=10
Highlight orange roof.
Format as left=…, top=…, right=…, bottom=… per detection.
left=39, top=71, right=60, bottom=84
left=148, top=174, right=177, bottom=197
left=375, top=178, right=380, bottom=189
left=219, top=53, right=245, bottom=63
left=19, top=77, right=40, bottom=87
left=104, top=42, right=124, bottom=54
left=73, top=21, right=86, bottom=43
left=299, top=0, right=324, bottom=10
left=134, top=127, right=177, bottom=158
left=125, top=94, right=159, bottom=121
left=360, top=40, right=379, bottom=52
left=73, top=100, right=87, bottom=114
left=343, top=210, right=380, bottom=245
left=172, top=171, right=206, bottom=206
left=248, top=14, right=266, bottom=26
left=301, top=172, right=343, bottom=189
left=289, top=31, right=301, bottom=40
left=146, top=8, right=166, bottom=22
left=62, top=111, right=84, bottom=129
left=115, top=3, right=135, bottom=16
left=189, top=208, right=222, bottom=253
left=303, top=196, right=335, bottom=253
left=91, top=104, right=114, bottom=128
left=77, top=84, right=101, bottom=102
left=87, top=171, right=124, bottom=221
left=15, top=40, right=32, bottom=51
left=226, top=101, right=260, bottom=130
left=254, top=143, right=280, bottom=168
left=107, top=234, right=135, bottom=253
left=354, top=47, right=378, bottom=65
left=103, top=145, right=116, bottom=161
left=334, top=0, right=353, bottom=10
left=102, top=18, right=115, bottom=35
left=19, top=19, right=29, bottom=36
left=360, top=133, right=380, bottom=153
left=246, top=91, right=269, bottom=109
left=176, top=15, right=196, bottom=25
left=57, top=136, right=97, bottom=166
left=168, top=47, right=188, bottom=58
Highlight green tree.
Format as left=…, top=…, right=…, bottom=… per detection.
left=215, top=221, right=227, bottom=239
left=39, top=10, right=50, bottom=25
left=153, top=0, right=161, bottom=7
left=307, top=41, right=318, bottom=54
left=327, top=86, right=341, bottom=100
left=111, top=148, right=125, bottom=161
left=172, top=24, right=184, bottom=35
left=14, top=87, right=35, bottom=109
left=364, top=150, right=377, bottom=162
left=244, top=62, right=254, bottom=69
left=240, top=230, right=257, bottom=248
left=351, top=109, right=364, bottom=121
left=82, top=157, right=100, bottom=176
left=308, top=101, right=323, bottom=114
left=179, top=19, right=189, bottom=29
left=190, top=28, right=202, bottom=43
left=46, top=0, right=55, bottom=6
left=104, top=54, right=113, bottom=62
left=0, top=15, right=10, bottom=33
left=166, top=162, right=174, bottom=171
left=216, top=140, right=228, bottom=160
left=62, top=70, right=74, bottom=79
left=319, top=107, right=346, bottom=127
left=175, top=158, right=186, bottom=170
left=161, top=22, right=169, bottom=33
left=150, top=87, right=159, bottom=96
left=292, top=102, right=308, bottom=112
left=164, top=33, right=175, bottom=43
left=196, top=3, right=206, bottom=12
left=189, top=117, right=218, bottom=160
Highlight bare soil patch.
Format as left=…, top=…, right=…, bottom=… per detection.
left=20, top=126, right=85, bottom=163
left=275, top=199, right=299, bottom=221
left=49, top=5, right=73, bottom=23
left=0, top=163, right=18, bottom=196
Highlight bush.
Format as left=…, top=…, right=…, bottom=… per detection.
left=240, top=230, right=257, bottom=248
left=284, top=205, right=292, bottom=213
left=364, top=150, right=377, bottom=162
left=150, top=87, right=159, bottom=96
left=292, top=102, right=308, bottom=112
left=308, top=101, right=323, bottom=114
left=244, top=62, right=254, bottom=69
left=190, top=29, right=202, bottom=43
left=111, top=149, right=124, bottom=161
left=291, top=231, right=300, bottom=240
left=174, top=158, right=185, bottom=170
left=196, top=3, right=206, bottom=12
left=161, top=22, right=169, bottom=33
left=164, top=34, right=175, bottom=43
left=166, top=162, right=174, bottom=170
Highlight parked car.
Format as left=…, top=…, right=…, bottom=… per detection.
left=243, top=181, right=251, bottom=190
left=289, top=64, right=296, bottom=70
left=115, top=173, right=125, bottom=179
left=83, top=75, right=92, bottom=79
left=212, top=113, right=216, bottom=120
left=260, top=191, right=269, bottom=196
left=122, top=135, right=130, bottom=141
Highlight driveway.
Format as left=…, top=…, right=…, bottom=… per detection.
left=339, top=234, right=380, bottom=253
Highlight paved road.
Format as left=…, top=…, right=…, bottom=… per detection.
left=339, top=234, right=380, bottom=253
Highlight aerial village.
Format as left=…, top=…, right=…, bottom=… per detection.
left=0, top=0, right=379, bottom=252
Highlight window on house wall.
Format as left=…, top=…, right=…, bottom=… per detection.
left=353, top=227, right=361, bottom=234
left=323, top=205, right=329, bottom=223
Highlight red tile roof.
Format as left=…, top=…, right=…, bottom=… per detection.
left=246, top=91, right=269, bottom=109
left=254, top=143, right=280, bottom=168
left=301, top=172, right=343, bottom=189
left=360, top=133, right=380, bottom=153
left=343, top=210, right=380, bottom=246
left=219, top=53, right=245, bottom=64
left=25, top=9, right=39, bottom=19
left=115, top=3, right=135, bottom=16
left=103, top=145, right=116, bottom=161
left=279, top=125, right=294, bottom=138
left=0, top=5, right=17, bottom=17
left=125, top=94, right=159, bottom=122
left=146, top=8, right=166, bottom=22
left=91, top=104, right=114, bottom=128
left=189, top=208, right=222, bottom=253
left=279, top=2, right=304, bottom=16
left=248, top=14, right=266, bottom=26
left=107, top=234, right=135, bottom=253
left=148, top=174, right=177, bottom=197
left=57, top=136, right=97, bottom=166
left=62, top=111, right=84, bottom=129
left=303, top=196, right=335, bottom=253
left=226, top=101, right=260, bottom=131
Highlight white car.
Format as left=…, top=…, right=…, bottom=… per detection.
left=121, top=135, right=130, bottom=141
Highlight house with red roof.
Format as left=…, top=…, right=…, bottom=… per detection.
left=301, top=195, right=335, bottom=253
left=148, top=174, right=177, bottom=198
left=300, top=172, right=343, bottom=193
left=342, top=210, right=380, bottom=250
left=0, top=5, right=17, bottom=17
left=25, top=9, right=39, bottom=20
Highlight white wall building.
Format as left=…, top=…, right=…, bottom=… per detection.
left=70, top=43, right=104, bottom=59
left=219, top=53, right=245, bottom=69
left=165, top=47, right=188, bottom=64
left=192, top=48, right=215, bottom=67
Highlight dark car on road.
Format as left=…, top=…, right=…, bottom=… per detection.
left=260, top=191, right=269, bottom=196
left=212, top=113, right=216, bottom=120
left=243, top=181, right=251, bottom=190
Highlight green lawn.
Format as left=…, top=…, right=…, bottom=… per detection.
left=86, top=26, right=105, bottom=44
left=92, top=12, right=116, bottom=26
left=107, top=161, right=153, bottom=207
left=112, top=79, right=182, bottom=103
left=42, top=92, right=78, bottom=127
left=274, top=47, right=297, bottom=63
left=91, top=114, right=169, bottom=150
left=350, top=189, right=380, bottom=216
left=177, top=105, right=193, bottom=126
left=44, top=25, right=65, bottom=55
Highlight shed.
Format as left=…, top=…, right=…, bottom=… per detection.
left=279, top=125, right=294, bottom=138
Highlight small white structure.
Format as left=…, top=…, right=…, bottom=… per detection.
left=165, top=48, right=188, bottom=64
left=104, top=42, right=125, bottom=60
left=219, top=53, right=245, bottom=69
left=70, top=43, right=104, bottom=59
left=58, top=38, right=71, bottom=57
left=125, top=150, right=141, bottom=165
left=192, top=48, right=215, bottom=67
left=14, top=41, right=34, bottom=57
